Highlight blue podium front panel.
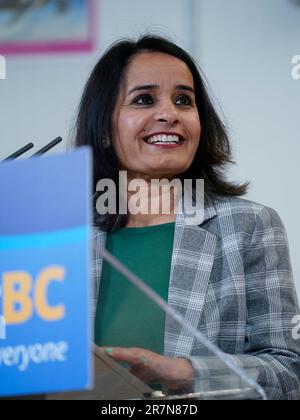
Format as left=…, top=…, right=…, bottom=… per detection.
left=0, top=149, right=92, bottom=397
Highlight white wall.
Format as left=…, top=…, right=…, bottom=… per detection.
left=0, top=0, right=192, bottom=159
left=193, top=0, right=300, bottom=298
left=0, top=0, right=299, bottom=298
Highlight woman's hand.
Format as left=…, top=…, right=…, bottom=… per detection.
left=99, top=347, right=195, bottom=387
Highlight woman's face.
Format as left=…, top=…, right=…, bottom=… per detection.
left=112, top=52, right=201, bottom=180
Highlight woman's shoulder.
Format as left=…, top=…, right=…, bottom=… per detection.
left=207, top=193, right=286, bottom=233
left=211, top=193, right=279, bottom=216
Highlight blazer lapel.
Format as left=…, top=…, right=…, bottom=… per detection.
left=92, top=228, right=107, bottom=321
left=164, top=198, right=218, bottom=357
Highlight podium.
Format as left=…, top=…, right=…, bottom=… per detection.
left=46, top=347, right=262, bottom=400
left=0, top=151, right=264, bottom=401
left=47, top=347, right=153, bottom=400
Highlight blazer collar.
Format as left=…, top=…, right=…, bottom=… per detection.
left=180, top=192, right=217, bottom=226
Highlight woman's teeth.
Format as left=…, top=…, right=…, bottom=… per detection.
left=144, top=134, right=183, bottom=145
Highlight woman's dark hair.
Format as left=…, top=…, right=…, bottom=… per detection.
left=75, top=35, right=249, bottom=232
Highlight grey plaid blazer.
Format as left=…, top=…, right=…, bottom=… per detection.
left=93, top=194, right=300, bottom=400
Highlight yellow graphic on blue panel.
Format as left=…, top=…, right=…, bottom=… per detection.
left=2, top=266, right=66, bottom=325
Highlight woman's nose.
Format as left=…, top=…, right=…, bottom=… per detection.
left=155, top=100, right=179, bottom=125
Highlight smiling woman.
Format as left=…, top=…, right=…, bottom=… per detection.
left=75, top=35, right=300, bottom=400
left=76, top=36, right=248, bottom=231
left=112, top=52, right=201, bottom=182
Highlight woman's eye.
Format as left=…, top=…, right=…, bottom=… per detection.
left=133, top=94, right=154, bottom=105
left=175, top=95, right=192, bottom=106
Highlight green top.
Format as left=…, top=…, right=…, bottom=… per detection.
left=94, top=222, right=176, bottom=355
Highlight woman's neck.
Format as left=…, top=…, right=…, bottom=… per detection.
left=126, top=213, right=176, bottom=228
left=125, top=174, right=178, bottom=228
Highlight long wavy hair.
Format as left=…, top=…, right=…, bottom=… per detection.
left=75, top=35, right=249, bottom=232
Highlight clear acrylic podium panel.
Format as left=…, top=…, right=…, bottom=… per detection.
left=48, top=296, right=263, bottom=402
left=3, top=255, right=264, bottom=401
left=47, top=347, right=261, bottom=400
left=47, top=245, right=264, bottom=401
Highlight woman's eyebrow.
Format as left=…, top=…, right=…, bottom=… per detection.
left=176, top=85, right=195, bottom=94
left=127, top=84, right=158, bottom=95
left=127, top=84, right=195, bottom=95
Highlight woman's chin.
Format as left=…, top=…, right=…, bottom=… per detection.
left=142, top=169, right=185, bottom=179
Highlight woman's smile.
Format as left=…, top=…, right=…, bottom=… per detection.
left=143, top=132, right=185, bottom=146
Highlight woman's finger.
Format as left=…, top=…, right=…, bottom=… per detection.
left=99, top=346, right=151, bottom=366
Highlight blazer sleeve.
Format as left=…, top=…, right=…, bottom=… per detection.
left=187, top=206, right=300, bottom=400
